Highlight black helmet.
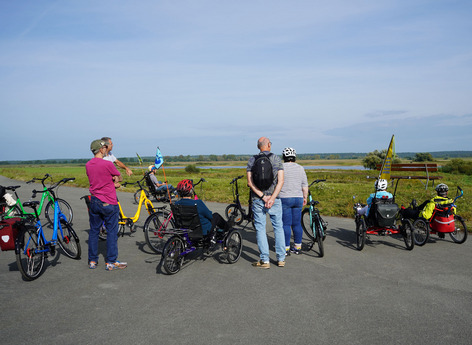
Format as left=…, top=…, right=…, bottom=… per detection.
left=435, top=183, right=448, bottom=196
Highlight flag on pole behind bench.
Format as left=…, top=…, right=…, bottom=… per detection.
left=155, top=147, right=164, bottom=170
left=379, top=135, right=395, bottom=180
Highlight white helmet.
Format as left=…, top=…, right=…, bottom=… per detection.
left=375, top=179, right=388, bottom=191
left=282, top=147, right=296, bottom=158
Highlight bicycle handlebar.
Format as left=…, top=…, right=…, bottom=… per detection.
left=27, top=173, right=51, bottom=184
left=309, top=179, right=326, bottom=187
left=193, top=178, right=206, bottom=187
left=230, top=175, right=244, bottom=184
left=32, top=177, right=75, bottom=197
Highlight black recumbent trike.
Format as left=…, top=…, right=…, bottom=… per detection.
left=160, top=203, right=243, bottom=275
left=353, top=178, right=415, bottom=251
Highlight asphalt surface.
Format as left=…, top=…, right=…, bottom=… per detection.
left=1, top=175, right=471, bottom=345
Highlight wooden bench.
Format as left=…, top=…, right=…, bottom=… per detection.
left=376, top=163, right=441, bottom=188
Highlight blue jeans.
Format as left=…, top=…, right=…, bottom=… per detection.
left=252, top=198, right=285, bottom=262
left=88, top=196, right=120, bottom=264
left=281, top=197, right=304, bottom=247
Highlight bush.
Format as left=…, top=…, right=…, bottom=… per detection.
left=185, top=164, right=200, bottom=173
left=441, top=159, right=472, bottom=175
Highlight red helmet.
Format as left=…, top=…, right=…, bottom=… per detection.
left=177, top=179, right=193, bottom=196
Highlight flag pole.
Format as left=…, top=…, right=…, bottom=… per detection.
left=155, top=146, right=172, bottom=204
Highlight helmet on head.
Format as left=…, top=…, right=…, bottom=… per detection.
left=435, top=183, right=448, bottom=196
left=177, top=179, right=193, bottom=197
left=148, top=165, right=156, bottom=172
left=282, top=147, right=296, bottom=158
left=375, top=179, right=388, bottom=191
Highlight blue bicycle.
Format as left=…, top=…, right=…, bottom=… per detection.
left=301, top=179, right=328, bottom=257
left=15, top=178, right=81, bottom=281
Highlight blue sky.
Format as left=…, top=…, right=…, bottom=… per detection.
left=1, top=0, right=471, bottom=161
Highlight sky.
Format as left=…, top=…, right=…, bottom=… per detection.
left=1, top=0, right=472, bottom=161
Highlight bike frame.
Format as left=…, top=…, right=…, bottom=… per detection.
left=231, top=176, right=252, bottom=221
left=4, top=185, right=54, bottom=219
left=22, top=199, right=68, bottom=256
left=119, top=188, right=155, bottom=225
left=306, top=179, right=326, bottom=239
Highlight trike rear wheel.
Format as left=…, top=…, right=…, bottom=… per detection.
left=450, top=216, right=468, bottom=244
left=162, top=236, right=185, bottom=275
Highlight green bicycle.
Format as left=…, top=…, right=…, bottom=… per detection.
left=1, top=174, right=74, bottom=224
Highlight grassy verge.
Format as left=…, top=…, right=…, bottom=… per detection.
left=1, top=164, right=470, bottom=228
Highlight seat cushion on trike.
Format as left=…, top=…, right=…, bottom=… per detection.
left=371, top=201, right=399, bottom=228
left=431, top=215, right=455, bottom=233
left=170, top=203, right=203, bottom=241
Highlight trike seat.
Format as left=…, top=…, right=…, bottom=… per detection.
left=170, top=203, right=203, bottom=242
left=368, top=198, right=399, bottom=228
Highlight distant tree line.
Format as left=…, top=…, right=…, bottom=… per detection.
left=1, top=151, right=471, bottom=166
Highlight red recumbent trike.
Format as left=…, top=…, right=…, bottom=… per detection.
left=411, top=187, right=468, bottom=246
left=353, top=179, right=415, bottom=251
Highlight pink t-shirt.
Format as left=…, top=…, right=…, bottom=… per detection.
left=86, top=157, right=121, bottom=205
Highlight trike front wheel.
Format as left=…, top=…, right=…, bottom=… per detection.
left=355, top=217, right=366, bottom=251
left=413, top=218, right=429, bottom=246
left=162, top=236, right=185, bottom=275
left=401, top=219, right=414, bottom=250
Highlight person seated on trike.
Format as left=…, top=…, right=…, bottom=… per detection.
left=402, top=183, right=456, bottom=220
left=148, top=166, right=174, bottom=193
left=357, top=179, right=393, bottom=217
left=174, top=179, right=230, bottom=244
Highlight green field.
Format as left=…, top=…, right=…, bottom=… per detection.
left=1, top=163, right=470, bottom=229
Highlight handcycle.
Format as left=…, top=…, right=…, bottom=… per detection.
left=301, top=179, right=328, bottom=257
left=143, top=178, right=206, bottom=254
left=353, top=178, right=414, bottom=251
left=160, top=203, right=243, bottom=275
left=411, top=186, right=467, bottom=246
left=224, top=175, right=254, bottom=229
left=133, top=171, right=177, bottom=204
left=1, top=174, right=74, bottom=224
left=15, top=178, right=81, bottom=281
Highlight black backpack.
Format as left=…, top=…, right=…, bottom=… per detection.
left=251, top=153, right=274, bottom=191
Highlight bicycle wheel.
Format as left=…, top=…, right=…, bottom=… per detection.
left=57, top=220, right=81, bottom=259
left=134, top=189, right=150, bottom=204
left=355, top=217, right=366, bottom=251
left=315, top=220, right=324, bottom=257
left=45, top=199, right=73, bottom=224
left=450, top=216, right=468, bottom=244
left=224, top=229, right=242, bottom=264
left=16, top=224, right=46, bottom=281
left=98, top=223, right=107, bottom=241
left=225, top=204, right=243, bottom=225
left=401, top=219, right=415, bottom=250
left=412, top=218, right=429, bottom=246
left=162, top=235, right=185, bottom=275
left=144, top=211, right=175, bottom=254
left=301, top=208, right=315, bottom=241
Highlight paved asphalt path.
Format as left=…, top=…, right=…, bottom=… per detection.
left=1, top=175, right=471, bottom=345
